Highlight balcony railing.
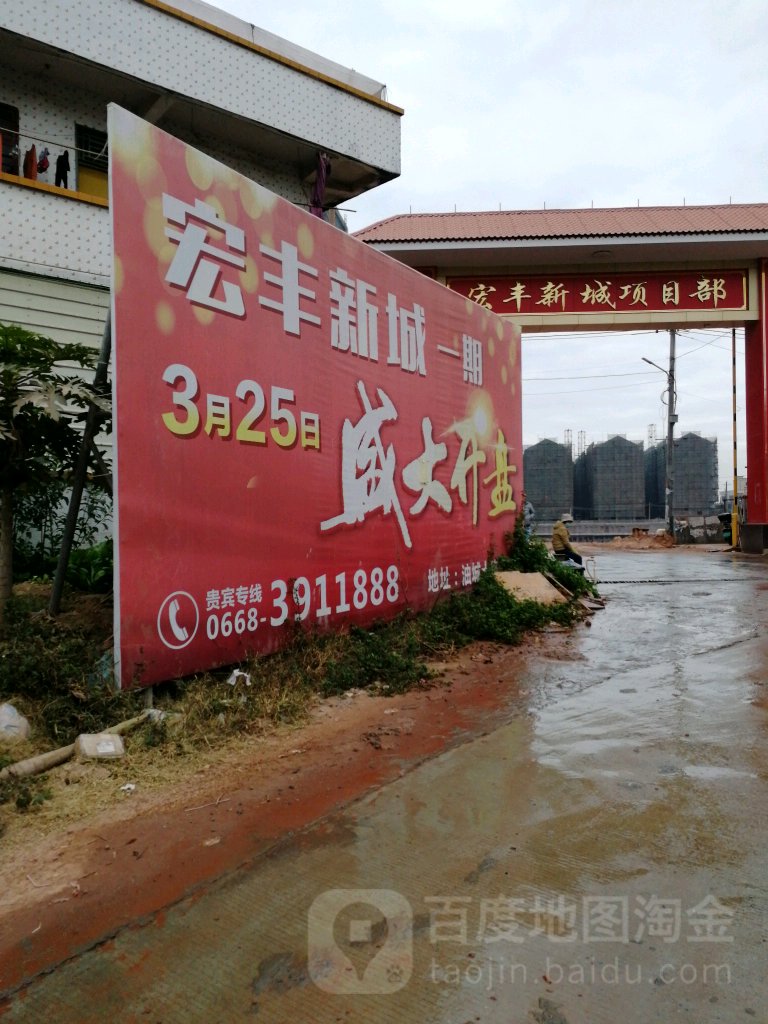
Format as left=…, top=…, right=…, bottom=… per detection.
left=0, top=129, right=107, bottom=206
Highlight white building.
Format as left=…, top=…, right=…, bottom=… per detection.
left=0, top=0, right=402, bottom=351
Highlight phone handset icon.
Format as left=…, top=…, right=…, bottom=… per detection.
left=168, top=599, right=189, bottom=643
left=158, top=592, right=198, bottom=650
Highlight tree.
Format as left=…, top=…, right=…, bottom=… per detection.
left=0, top=323, right=108, bottom=624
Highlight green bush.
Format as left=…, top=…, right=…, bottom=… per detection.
left=0, top=589, right=141, bottom=745
left=66, top=539, right=113, bottom=593
left=320, top=622, right=428, bottom=697
left=13, top=478, right=112, bottom=583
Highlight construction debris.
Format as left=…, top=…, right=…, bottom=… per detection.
left=75, top=733, right=126, bottom=760
left=494, top=571, right=567, bottom=605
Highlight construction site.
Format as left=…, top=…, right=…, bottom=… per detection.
left=524, top=431, right=720, bottom=533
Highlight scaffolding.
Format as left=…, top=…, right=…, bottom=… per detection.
left=526, top=429, right=718, bottom=523
left=523, top=439, right=573, bottom=520
left=644, top=442, right=665, bottom=518
left=646, top=433, right=718, bottom=518
left=575, top=435, right=645, bottom=520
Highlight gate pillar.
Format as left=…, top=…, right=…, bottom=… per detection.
left=745, top=259, right=768, bottom=543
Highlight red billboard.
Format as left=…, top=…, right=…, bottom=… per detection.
left=109, top=106, right=521, bottom=688
left=447, top=269, right=748, bottom=316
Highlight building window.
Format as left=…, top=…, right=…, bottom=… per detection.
left=75, top=124, right=108, bottom=199
left=0, top=102, right=20, bottom=176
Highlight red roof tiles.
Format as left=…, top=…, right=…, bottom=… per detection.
left=354, top=204, right=768, bottom=244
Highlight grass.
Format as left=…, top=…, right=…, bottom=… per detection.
left=0, top=528, right=594, bottom=817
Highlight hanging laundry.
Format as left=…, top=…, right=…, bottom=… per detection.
left=37, top=147, right=50, bottom=174
left=55, top=150, right=70, bottom=188
left=22, top=144, right=37, bottom=180
left=309, top=151, right=331, bottom=218
left=0, top=139, right=19, bottom=175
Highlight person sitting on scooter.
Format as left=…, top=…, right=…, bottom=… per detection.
left=552, top=513, right=582, bottom=565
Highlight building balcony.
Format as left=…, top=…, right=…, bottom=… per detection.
left=0, top=0, right=402, bottom=213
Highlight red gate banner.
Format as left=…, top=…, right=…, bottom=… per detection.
left=109, top=106, right=522, bottom=688
left=447, top=269, right=748, bottom=316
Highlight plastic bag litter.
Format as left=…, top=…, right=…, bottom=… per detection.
left=226, top=669, right=251, bottom=687
left=0, top=703, right=31, bottom=743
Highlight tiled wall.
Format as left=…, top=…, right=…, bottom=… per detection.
left=1, top=182, right=111, bottom=287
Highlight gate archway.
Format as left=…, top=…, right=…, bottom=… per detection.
left=356, top=203, right=768, bottom=551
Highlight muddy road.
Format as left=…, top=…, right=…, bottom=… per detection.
left=2, top=549, right=767, bottom=1023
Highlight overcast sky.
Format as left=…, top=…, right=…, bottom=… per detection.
left=214, top=0, right=768, bottom=495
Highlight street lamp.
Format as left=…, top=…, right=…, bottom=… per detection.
left=642, top=328, right=678, bottom=540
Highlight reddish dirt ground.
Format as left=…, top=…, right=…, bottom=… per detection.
left=0, top=630, right=574, bottom=1000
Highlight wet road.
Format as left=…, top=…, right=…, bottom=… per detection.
left=4, top=550, right=768, bottom=1023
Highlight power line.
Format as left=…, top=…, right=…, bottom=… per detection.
left=676, top=335, right=721, bottom=359
left=523, top=330, right=746, bottom=377
left=523, top=370, right=657, bottom=381
left=523, top=379, right=661, bottom=396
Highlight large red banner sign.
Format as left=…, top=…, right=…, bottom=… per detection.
left=109, top=107, right=522, bottom=688
left=447, top=269, right=748, bottom=316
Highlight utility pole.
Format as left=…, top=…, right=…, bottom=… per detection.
left=643, top=331, right=677, bottom=540
left=666, top=328, right=677, bottom=541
